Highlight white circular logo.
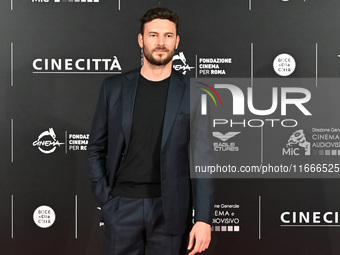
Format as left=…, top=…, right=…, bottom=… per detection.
left=33, top=205, right=56, bottom=228
left=273, top=53, right=296, bottom=77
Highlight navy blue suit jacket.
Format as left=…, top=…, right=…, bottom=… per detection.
left=88, top=68, right=213, bottom=234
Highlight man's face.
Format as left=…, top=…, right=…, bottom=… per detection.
left=138, top=18, right=180, bottom=66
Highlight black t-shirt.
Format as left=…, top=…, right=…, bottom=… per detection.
left=111, top=74, right=170, bottom=198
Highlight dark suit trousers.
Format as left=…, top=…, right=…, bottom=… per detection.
left=101, top=197, right=188, bottom=255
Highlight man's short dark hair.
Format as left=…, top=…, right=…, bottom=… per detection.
left=140, top=7, right=179, bottom=35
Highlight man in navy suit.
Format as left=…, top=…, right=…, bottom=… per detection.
left=88, top=7, right=214, bottom=255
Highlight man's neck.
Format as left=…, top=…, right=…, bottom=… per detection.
left=140, top=60, right=172, bottom=81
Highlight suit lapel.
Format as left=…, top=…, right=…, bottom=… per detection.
left=121, top=69, right=139, bottom=152
left=161, top=71, right=186, bottom=149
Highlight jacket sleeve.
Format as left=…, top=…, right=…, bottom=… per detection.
left=87, top=78, right=111, bottom=207
left=191, top=115, right=215, bottom=224
left=190, top=81, right=215, bottom=225
left=193, top=179, right=214, bottom=224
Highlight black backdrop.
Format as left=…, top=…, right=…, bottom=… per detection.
left=2, top=0, right=340, bottom=254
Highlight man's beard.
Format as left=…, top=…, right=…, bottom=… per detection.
left=143, top=46, right=175, bottom=66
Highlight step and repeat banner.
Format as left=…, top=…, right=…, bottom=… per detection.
left=1, top=0, right=340, bottom=254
